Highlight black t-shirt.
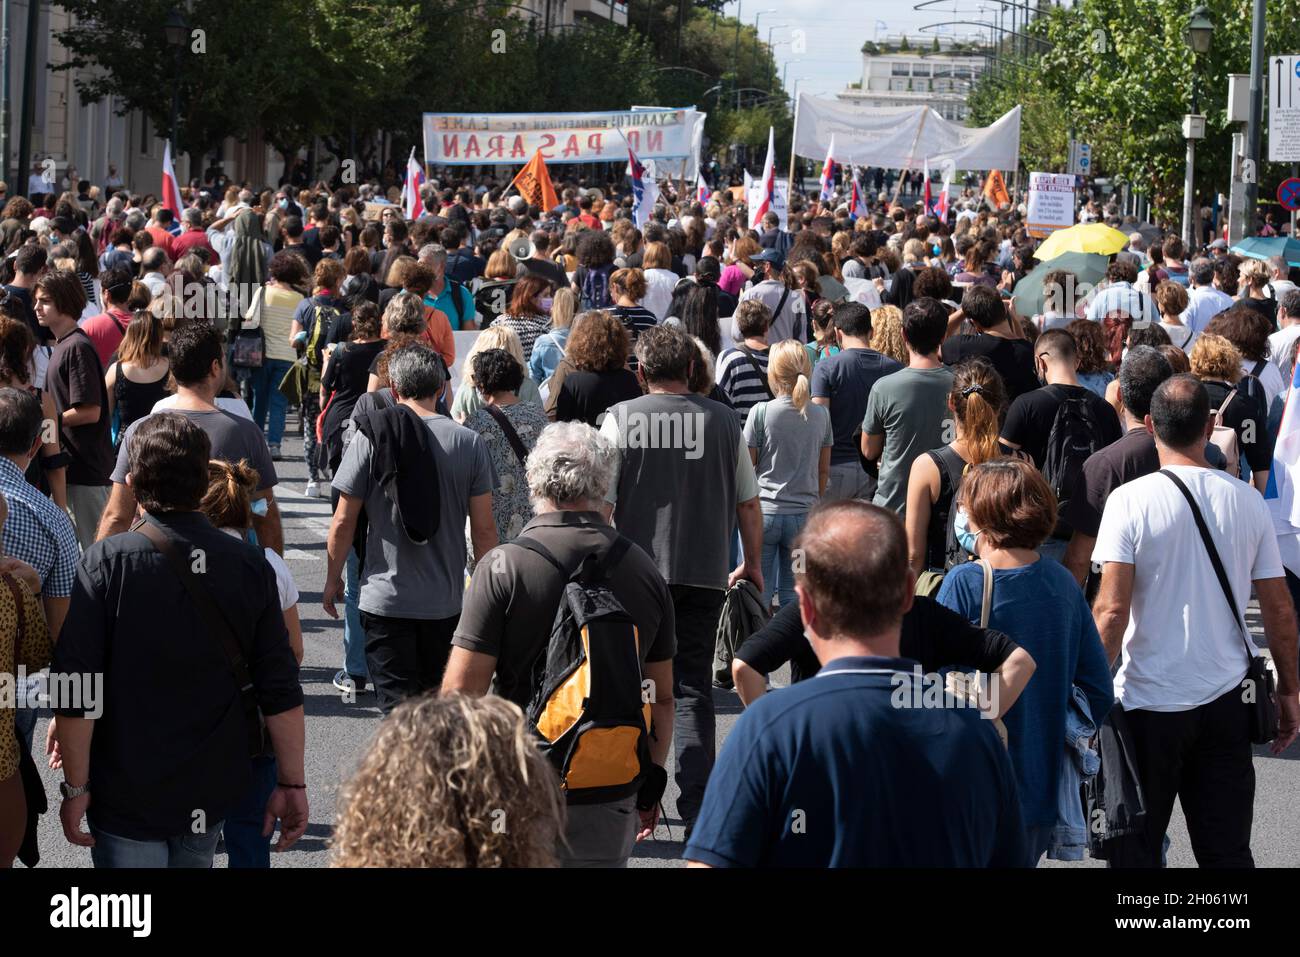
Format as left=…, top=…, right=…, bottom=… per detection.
left=1000, top=383, right=1123, bottom=469
left=48, top=328, right=113, bottom=486
left=941, top=333, right=1039, bottom=402
left=1063, top=427, right=1160, bottom=539
left=323, top=340, right=386, bottom=406
left=735, top=595, right=1021, bottom=684
left=1239, top=295, right=1278, bottom=327
left=1204, top=378, right=1274, bottom=474
left=555, top=368, right=643, bottom=427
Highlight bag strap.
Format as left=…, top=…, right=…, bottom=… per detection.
left=737, top=344, right=775, bottom=399
left=133, top=518, right=264, bottom=755
left=978, top=558, right=993, bottom=629
left=483, top=402, right=529, bottom=466
left=514, top=531, right=632, bottom=582
left=1251, top=358, right=1267, bottom=378
left=773, top=286, right=792, bottom=334
left=1158, top=469, right=1253, bottom=661
left=1214, top=387, right=1238, bottom=425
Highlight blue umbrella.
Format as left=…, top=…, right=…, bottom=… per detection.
left=1230, top=236, right=1300, bottom=267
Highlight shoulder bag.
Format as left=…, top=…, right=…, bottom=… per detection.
left=1159, top=469, right=1278, bottom=743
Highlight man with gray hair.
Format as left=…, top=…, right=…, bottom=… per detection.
left=324, top=343, right=498, bottom=713
left=1270, top=289, right=1300, bottom=387
left=443, top=420, right=676, bottom=866
left=1269, top=255, right=1297, bottom=300
left=173, top=206, right=216, bottom=261
left=140, top=247, right=170, bottom=299
left=1180, top=257, right=1234, bottom=334
left=419, top=241, right=476, bottom=331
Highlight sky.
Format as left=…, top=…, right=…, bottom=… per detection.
left=739, top=0, right=998, bottom=100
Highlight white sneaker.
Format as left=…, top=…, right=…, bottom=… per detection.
left=305, top=480, right=319, bottom=498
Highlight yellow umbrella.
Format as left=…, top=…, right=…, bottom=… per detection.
left=1033, top=223, right=1130, bottom=260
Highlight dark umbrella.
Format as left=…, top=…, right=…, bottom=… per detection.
left=1012, top=251, right=1109, bottom=318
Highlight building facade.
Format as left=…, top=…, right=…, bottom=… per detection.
left=837, top=37, right=987, bottom=123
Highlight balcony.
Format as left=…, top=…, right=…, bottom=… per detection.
left=570, top=0, right=627, bottom=26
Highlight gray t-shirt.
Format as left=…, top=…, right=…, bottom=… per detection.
left=743, top=398, right=833, bottom=515
left=333, top=414, right=496, bottom=619
left=863, top=365, right=955, bottom=515
left=112, top=408, right=278, bottom=490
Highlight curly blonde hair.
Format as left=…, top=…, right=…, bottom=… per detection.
left=869, top=304, right=908, bottom=365
left=1189, top=333, right=1243, bottom=383
left=331, top=694, right=564, bottom=868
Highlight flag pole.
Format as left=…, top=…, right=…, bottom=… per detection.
left=787, top=92, right=801, bottom=198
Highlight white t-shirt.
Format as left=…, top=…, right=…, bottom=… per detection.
left=1242, top=356, right=1284, bottom=409
left=1269, top=324, right=1300, bottom=386
left=152, top=394, right=254, bottom=421
left=219, top=527, right=299, bottom=610
left=1093, top=464, right=1283, bottom=712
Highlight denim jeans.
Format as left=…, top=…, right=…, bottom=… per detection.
left=343, top=551, right=368, bottom=680
left=249, top=358, right=292, bottom=447
left=760, top=512, right=807, bottom=609
left=668, top=584, right=726, bottom=832
left=90, top=821, right=224, bottom=868
left=1039, top=536, right=1069, bottom=566
left=221, top=754, right=278, bottom=868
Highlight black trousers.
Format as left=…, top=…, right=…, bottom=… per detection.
left=360, top=611, right=460, bottom=714
left=1108, top=684, right=1256, bottom=868
left=668, top=584, right=726, bottom=832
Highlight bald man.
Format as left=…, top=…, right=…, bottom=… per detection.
left=684, top=500, right=1029, bottom=868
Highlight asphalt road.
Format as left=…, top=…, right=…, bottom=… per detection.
left=21, top=427, right=1300, bottom=868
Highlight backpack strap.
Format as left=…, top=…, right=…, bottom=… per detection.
left=483, top=403, right=529, bottom=466
left=737, top=345, right=775, bottom=399
left=514, top=531, right=633, bottom=582
left=446, top=279, right=466, bottom=327
left=1250, top=358, right=1267, bottom=379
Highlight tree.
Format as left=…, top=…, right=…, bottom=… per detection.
left=899, top=35, right=911, bottom=52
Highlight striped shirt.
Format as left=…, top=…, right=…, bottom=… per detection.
left=716, top=346, right=772, bottom=422
left=611, top=304, right=658, bottom=370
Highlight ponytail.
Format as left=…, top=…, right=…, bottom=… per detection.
left=790, top=372, right=810, bottom=417
left=950, top=357, right=1007, bottom=464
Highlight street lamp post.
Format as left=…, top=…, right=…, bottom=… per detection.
left=164, top=8, right=187, bottom=161
left=749, top=8, right=777, bottom=107
left=1182, top=6, right=1213, bottom=250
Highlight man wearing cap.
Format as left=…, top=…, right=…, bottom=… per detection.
left=730, top=248, right=806, bottom=346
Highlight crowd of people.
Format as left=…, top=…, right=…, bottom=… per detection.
left=0, top=157, right=1298, bottom=870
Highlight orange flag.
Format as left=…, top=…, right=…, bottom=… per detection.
left=984, top=169, right=1010, bottom=208
left=509, top=151, right=560, bottom=213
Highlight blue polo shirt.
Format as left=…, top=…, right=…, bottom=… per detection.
left=684, top=655, right=1030, bottom=868
left=424, top=280, right=476, bottom=331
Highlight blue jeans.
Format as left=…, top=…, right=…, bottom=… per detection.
left=249, top=358, right=292, bottom=447
left=760, top=512, right=807, bottom=609
left=344, top=550, right=368, bottom=679
left=90, top=821, right=224, bottom=868
left=1039, top=537, right=1069, bottom=566
left=221, top=754, right=278, bottom=868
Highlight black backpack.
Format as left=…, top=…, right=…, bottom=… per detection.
left=1041, top=387, right=1104, bottom=536
left=516, top=534, right=652, bottom=806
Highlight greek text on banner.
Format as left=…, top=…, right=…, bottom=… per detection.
left=423, top=110, right=699, bottom=166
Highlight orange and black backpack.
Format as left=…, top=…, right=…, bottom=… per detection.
left=515, top=533, right=652, bottom=806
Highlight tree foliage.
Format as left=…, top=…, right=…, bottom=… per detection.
left=53, top=0, right=786, bottom=169
left=968, top=0, right=1300, bottom=221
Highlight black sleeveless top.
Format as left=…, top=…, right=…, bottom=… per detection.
left=112, top=361, right=171, bottom=450
left=924, top=444, right=970, bottom=572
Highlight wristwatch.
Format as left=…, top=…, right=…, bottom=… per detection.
left=59, top=780, right=89, bottom=800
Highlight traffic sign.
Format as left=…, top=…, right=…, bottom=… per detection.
left=1278, top=177, right=1300, bottom=211
left=1067, top=140, right=1091, bottom=177
left=1269, top=54, right=1300, bottom=162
